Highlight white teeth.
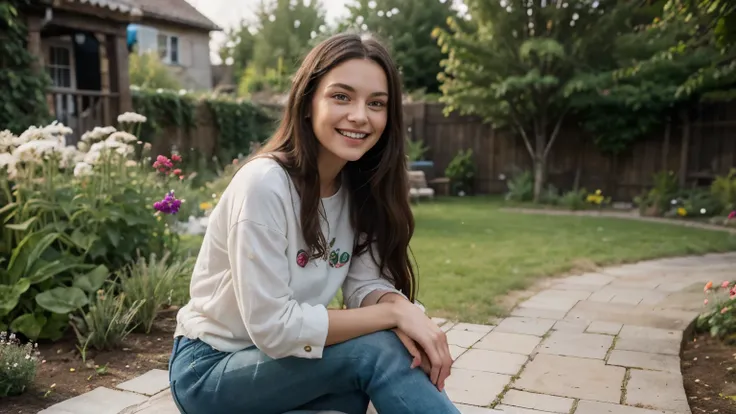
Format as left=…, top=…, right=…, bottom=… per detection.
left=337, top=129, right=368, bottom=139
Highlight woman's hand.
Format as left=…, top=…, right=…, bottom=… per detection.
left=392, top=300, right=453, bottom=391
left=392, top=328, right=432, bottom=374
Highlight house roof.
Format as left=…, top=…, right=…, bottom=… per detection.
left=127, top=0, right=221, bottom=32
left=65, top=0, right=143, bottom=16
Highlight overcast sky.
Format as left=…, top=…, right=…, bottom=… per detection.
left=186, top=0, right=353, bottom=64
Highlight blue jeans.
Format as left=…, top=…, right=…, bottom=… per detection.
left=168, top=330, right=461, bottom=414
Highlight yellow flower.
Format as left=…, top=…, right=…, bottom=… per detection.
left=595, top=189, right=602, bottom=195
left=677, top=207, right=687, bottom=217
left=200, top=201, right=213, bottom=211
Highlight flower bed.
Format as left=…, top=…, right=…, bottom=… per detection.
left=0, top=114, right=201, bottom=406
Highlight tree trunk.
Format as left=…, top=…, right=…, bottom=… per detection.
left=533, top=155, right=546, bottom=203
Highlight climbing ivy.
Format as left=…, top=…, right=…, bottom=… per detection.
left=206, top=95, right=275, bottom=160
left=0, top=0, right=51, bottom=133
left=131, top=88, right=276, bottom=171
left=131, top=88, right=196, bottom=144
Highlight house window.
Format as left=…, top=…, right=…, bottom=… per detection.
left=157, top=33, right=179, bottom=64
left=48, top=46, right=73, bottom=88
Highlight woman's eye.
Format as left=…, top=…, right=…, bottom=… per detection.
left=369, top=101, right=386, bottom=108
left=333, top=93, right=349, bottom=101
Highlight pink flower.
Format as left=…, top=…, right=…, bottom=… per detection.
left=722, top=281, right=730, bottom=289
left=704, top=281, right=713, bottom=292
left=171, top=154, right=182, bottom=163
left=704, top=299, right=709, bottom=305
left=721, top=307, right=730, bottom=314
left=728, top=211, right=736, bottom=220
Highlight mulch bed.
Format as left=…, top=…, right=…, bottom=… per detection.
left=682, top=332, right=736, bottom=413
left=3, top=309, right=178, bottom=414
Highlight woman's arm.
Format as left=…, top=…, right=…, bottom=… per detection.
left=324, top=302, right=399, bottom=345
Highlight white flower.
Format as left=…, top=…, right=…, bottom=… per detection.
left=108, top=131, right=138, bottom=143
left=0, top=130, right=16, bottom=153
left=77, top=141, right=89, bottom=152
left=81, top=126, right=116, bottom=143
left=117, top=112, right=147, bottom=124
left=14, top=139, right=63, bottom=162
left=125, top=160, right=138, bottom=167
left=74, top=161, right=93, bottom=177
left=43, top=120, right=73, bottom=137
left=0, top=153, right=17, bottom=178
left=83, top=151, right=101, bottom=165
left=59, top=145, right=79, bottom=168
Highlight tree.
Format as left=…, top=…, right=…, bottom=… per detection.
left=250, top=0, right=327, bottom=73
left=0, top=0, right=50, bottom=133
left=434, top=0, right=631, bottom=201
left=219, top=21, right=257, bottom=79
left=338, top=0, right=457, bottom=94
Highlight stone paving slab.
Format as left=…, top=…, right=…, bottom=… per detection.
left=474, top=331, right=541, bottom=355
left=515, top=354, right=625, bottom=403
left=116, top=369, right=169, bottom=396
left=39, top=252, right=735, bottom=414
left=38, top=386, right=148, bottom=414
left=538, top=331, right=613, bottom=359
left=626, top=370, right=691, bottom=413
left=607, top=350, right=681, bottom=373
left=500, top=389, right=574, bottom=413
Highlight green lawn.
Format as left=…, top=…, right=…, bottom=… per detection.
left=411, top=197, right=736, bottom=323
left=172, top=197, right=736, bottom=323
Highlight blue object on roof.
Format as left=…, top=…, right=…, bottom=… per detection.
left=127, top=24, right=138, bottom=48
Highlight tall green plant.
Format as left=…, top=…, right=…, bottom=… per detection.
left=0, top=0, right=51, bottom=134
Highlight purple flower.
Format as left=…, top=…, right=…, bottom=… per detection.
left=153, top=191, right=182, bottom=214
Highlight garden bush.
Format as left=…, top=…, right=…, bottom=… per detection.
left=446, top=149, right=476, bottom=195
left=0, top=331, right=40, bottom=397
left=0, top=114, right=196, bottom=341
left=504, top=170, right=534, bottom=202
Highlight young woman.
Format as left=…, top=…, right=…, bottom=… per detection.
left=168, top=32, right=459, bottom=414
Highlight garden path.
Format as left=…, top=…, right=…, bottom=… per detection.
left=38, top=252, right=736, bottom=414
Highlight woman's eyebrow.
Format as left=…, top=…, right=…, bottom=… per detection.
left=327, top=82, right=388, bottom=97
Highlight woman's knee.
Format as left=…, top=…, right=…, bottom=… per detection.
left=347, top=330, right=409, bottom=362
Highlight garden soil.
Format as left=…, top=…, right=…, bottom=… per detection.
left=682, top=332, right=736, bottom=413
left=2, top=308, right=178, bottom=414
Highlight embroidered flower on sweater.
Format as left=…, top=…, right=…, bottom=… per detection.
left=295, top=238, right=351, bottom=268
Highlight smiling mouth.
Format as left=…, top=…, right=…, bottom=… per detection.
left=336, top=129, right=369, bottom=140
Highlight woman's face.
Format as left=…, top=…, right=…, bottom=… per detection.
left=310, top=58, right=389, bottom=165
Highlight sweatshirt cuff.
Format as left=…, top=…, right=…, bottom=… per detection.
left=295, top=303, right=329, bottom=359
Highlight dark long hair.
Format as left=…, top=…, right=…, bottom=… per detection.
left=254, top=32, right=416, bottom=302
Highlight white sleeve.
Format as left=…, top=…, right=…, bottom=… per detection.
left=342, top=243, right=407, bottom=309
left=226, top=168, right=329, bottom=359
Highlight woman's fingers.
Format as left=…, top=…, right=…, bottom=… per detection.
left=392, top=329, right=422, bottom=369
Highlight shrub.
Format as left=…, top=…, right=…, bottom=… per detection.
left=698, top=280, right=736, bottom=343
left=117, top=252, right=195, bottom=334
left=0, top=331, right=39, bottom=397
left=445, top=149, right=476, bottom=195
left=636, top=170, right=680, bottom=216
left=0, top=115, right=190, bottom=341
left=559, top=189, right=588, bottom=211
left=711, top=168, right=736, bottom=212
left=69, top=286, right=144, bottom=351
left=505, top=170, right=534, bottom=202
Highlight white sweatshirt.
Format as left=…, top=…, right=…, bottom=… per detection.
left=174, top=157, right=405, bottom=359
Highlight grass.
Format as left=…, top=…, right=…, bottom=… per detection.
left=171, top=197, right=736, bottom=323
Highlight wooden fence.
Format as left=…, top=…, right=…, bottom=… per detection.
left=404, top=102, right=736, bottom=201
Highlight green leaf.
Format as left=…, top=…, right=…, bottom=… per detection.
left=10, top=313, right=47, bottom=340
left=35, top=286, right=88, bottom=314
left=26, top=259, right=89, bottom=285
left=7, top=231, right=55, bottom=282
left=106, top=228, right=121, bottom=248
left=38, top=312, right=69, bottom=341
left=0, top=202, right=17, bottom=216
left=6, top=216, right=37, bottom=231
left=0, top=279, right=30, bottom=317
left=73, top=265, right=110, bottom=293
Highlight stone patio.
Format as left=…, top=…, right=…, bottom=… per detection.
left=37, top=252, right=736, bottom=414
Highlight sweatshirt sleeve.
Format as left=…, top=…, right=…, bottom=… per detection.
left=342, top=243, right=407, bottom=309
left=226, top=166, right=329, bottom=359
